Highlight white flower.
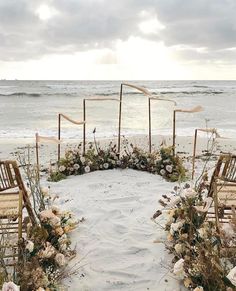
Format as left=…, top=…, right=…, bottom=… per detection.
left=227, top=266, right=236, bottom=286
left=181, top=188, right=197, bottom=199
left=221, top=223, right=235, bottom=239
left=2, top=282, right=20, bottom=291
left=25, top=240, right=34, bottom=253
left=73, top=163, right=80, bottom=170
left=198, top=227, right=208, bottom=239
left=134, top=158, right=139, bottom=164
left=168, top=196, right=181, bottom=208
left=59, top=165, right=66, bottom=172
left=55, top=253, right=66, bottom=267
left=174, top=243, right=184, bottom=254
left=170, top=220, right=185, bottom=235
left=103, top=163, right=109, bottom=169
left=193, top=287, right=204, bottom=291
left=160, top=169, right=166, bottom=176
left=166, top=165, right=173, bottom=173
left=80, top=156, right=86, bottom=163
left=40, top=187, right=50, bottom=197
left=173, top=258, right=185, bottom=278
left=84, top=165, right=90, bottom=173
left=36, top=288, right=46, bottom=291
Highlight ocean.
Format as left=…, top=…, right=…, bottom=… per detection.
left=0, top=80, right=235, bottom=141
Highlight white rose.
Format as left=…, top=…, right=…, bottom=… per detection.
left=173, top=258, right=185, bottom=278
left=73, top=163, right=80, bottom=170
left=193, top=287, right=204, bottom=291
left=59, top=165, right=66, bottom=172
left=103, top=163, right=109, bottom=169
left=160, top=169, right=166, bottom=176
left=166, top=165, right=173, bottom=173
left=168, top=196, right=181, bottom=208
left=25, top=240, right=34, bottom=253
left=55, top=253, right=66, bottom=267
left=227, top=266, right=236, bottom=286
left=80, top=156, right=86, bottom=164
left=181, top=188, right=197, bottom=199
left=84, top=165, right=90, bottom=173
left=2, top=282, right=20, bottom=291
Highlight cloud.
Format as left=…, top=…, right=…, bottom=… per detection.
left=0, top=0, right=236, bottom=65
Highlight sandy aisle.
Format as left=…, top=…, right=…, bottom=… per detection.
left=48, top=169, right=185, bottom=291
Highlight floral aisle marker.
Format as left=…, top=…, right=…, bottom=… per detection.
left=1, top=151, right=84, bottom=291
left=153, top=182, right=236, bottom=291
left=49, top=137, right=187, bottom=183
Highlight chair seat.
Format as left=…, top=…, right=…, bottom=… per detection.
left=0, top=193, right=20, bottom=217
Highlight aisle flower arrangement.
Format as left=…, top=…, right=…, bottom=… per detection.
left=153, top=183, right=236, bottom=291
left=50, top=141, right=186, bottom=183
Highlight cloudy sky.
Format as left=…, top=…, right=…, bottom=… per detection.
left=0, top=0, right=236, bottom=80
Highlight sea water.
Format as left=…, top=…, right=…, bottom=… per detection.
left=0, top=80, right=235, bottom=141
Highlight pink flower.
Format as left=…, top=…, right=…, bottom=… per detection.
left=2, top=282, right=20, bottom=291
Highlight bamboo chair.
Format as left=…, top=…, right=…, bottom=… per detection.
left=207, top=154, right=236, bottom=228
left=0, top=160, right=35, bottom=266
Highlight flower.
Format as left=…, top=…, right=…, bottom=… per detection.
left=173, top=258, right=185, bottom=278
left=227, top=266, right=236, bottom=286
left=73, top=163, right=80, bottom=170
left=166, top=165, right=173, bottom=173
left=40, top=187, right=50, bottom=197
left=55, top=226, right=64, bottom=236
left=84, top=165, right=90, bottom=173
left=25, top=240, right=34, bottom=253
left=80, top=156, right=86, bottom=164
left=174, top=243, right=184, bottom=254
left=40, top=209, right=61, bottom=227
left=103, top=163, right=109, bottom=169
left=221, top=223, right=235, bottom=239
left=55, top=253, right=66, bottom=267
left=160, top=169, right=166, bottom=176
left=181, top=188, right=197, bottom=199
left=2, top=282, right=20, bottom=291
left=193, top=287, right=204, bottom=291
left=38, top=242, right=56, bottom=259
left=36, top=288, right=46, bottom=291
left=170, top=220, right=185, bottom=235
left=59, top=165, right=66, bottom=172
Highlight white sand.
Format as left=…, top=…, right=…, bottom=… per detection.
left=48, top=169, right=186, bottom=291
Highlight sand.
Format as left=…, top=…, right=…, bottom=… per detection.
left=1, top=134, right=236, bottom=290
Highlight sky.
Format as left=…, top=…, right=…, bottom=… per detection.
left=0, top=0, right=236, bottom=80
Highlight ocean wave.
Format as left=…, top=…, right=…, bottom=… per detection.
left=0, top=92, right=77, bottom=97
left=157, top=90, right=223, bottom=95
left=0, top=92, right=41, bottom=97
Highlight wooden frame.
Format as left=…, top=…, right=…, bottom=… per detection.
left=58, top=113, right=85, bottom=161
left=191, top=128, right=220, bottom=179
left=172, top=106, right=203, bottom=156
left=82, top=97, right=119, bottom=155
left=118, top=83, right=151, bottom=156
left=148, top=96, right=176, bottom=153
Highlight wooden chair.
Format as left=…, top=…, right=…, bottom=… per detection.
left=0, top=160, right=36, bottom=266
left=207, top=154, right=236, bottom=229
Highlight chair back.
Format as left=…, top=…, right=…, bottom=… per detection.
left=0, top=160, right=36, bottom=224
left=213, top=154, right=236, bottom=182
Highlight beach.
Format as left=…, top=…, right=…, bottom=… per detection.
left=1, top=80, right=236, bottom=290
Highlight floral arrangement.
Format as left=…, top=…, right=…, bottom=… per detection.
left=0, top=167, right=82, bottom=291
left=153, top=183, right=236, bottom=291
left=50, top=141, right=187, bottom=183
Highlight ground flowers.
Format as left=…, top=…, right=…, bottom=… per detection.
left=51, top=143, right=187, bottom=183
left=154, top=184, right=236, bottom=291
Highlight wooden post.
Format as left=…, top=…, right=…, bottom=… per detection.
left=35, top=133, right=39, bottom=169
left=83, top=99, right=86, bottom=155
left=172, top=110, right=176, bottom=156
left=118, top=83, right=123, bottom=156
left=192, top=129, right=198, bottom=179
left=58, top=113, right=61, bottom=162
left=148, top=98, right=152, bottom=153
